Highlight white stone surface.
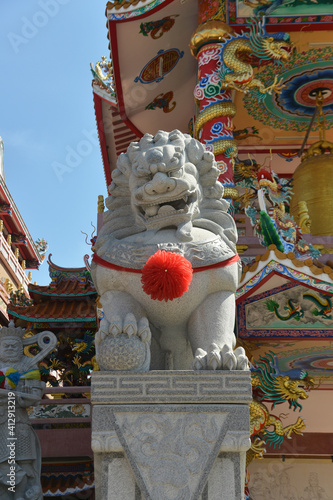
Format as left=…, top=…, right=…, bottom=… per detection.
left=91, top=371, right=253, bottom=405
left=107, top=459, right=136, bottom=500
left=210, top=457, right=235, bottom=500
left=92, top=130, right=248, bottom=371
left=92, top=381, right=251, bottom=500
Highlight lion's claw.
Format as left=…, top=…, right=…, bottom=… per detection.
left=109, top=315, right=122, bottom=336
left=123, top=313, right=137, bottom=337
left=193, top=344, right=249, bottom=371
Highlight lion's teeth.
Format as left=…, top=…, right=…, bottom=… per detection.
left=183, top=195, right=188, bottom=202
left=145, top=205, right=159, bottom=217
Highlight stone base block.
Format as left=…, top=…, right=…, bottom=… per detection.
left=91, top=372, right=251, bottom=500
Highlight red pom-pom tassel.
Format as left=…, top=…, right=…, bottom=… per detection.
left=141, top=250, right=193, bottom=302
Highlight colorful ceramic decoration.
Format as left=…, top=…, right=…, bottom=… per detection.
left=139, top=15, right=178, bottom=39
left=237, top=260, right=333, bottom=299
left=277, top=151, right=299, bottom=162
left=90, top=57, right=116, bottom=101
left=107, top=0, right=164, bottom=20
left=145, top=91, right=176, bottom=113
left=246, top=350, right=313, bottom=496
left=198, top=0, right=226, bottom=23
left=250, top=350, right=312, bottom=446
left=190, top=17, right=292, bottom=199
left=272, top=345, right=333, bottom=380
left=229, top=0, right=333, bottom=26
left=238, top=283, right=333, bottom=338
left=234, top=161, right=318, bottom=258
left=234, top=126, right=262, bottom=141
left=134, top=49, right=184, bottom=84
left=243, top=47, right=333, bottom=131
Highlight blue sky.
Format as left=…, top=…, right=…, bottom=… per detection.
left=0, top=0, right=109, bottom=285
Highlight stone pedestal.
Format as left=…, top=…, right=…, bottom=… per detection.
left=91, top=371, right=252, bottom=500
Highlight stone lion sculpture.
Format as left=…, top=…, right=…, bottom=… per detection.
left=91, top=130, right=248, bottom=371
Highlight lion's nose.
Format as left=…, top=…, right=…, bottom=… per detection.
left=144, top=172, right=176, bottom=195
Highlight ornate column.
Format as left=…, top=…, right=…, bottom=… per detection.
left=190, top=1, right=238, bottom=202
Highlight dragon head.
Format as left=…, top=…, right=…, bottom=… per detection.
left=262, top=34, right=294, bottom=64
left=273, top=375, right=314, bottom=411
left=248, top=17, right=294, bottom=65
left=260, top=17, right=294, bottom=63
left=251, top=351, right=314, bottom=411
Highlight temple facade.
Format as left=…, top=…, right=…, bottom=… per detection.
left=3, top=1, right=333, bottom=499
left=89, top=0, right=333, bottom=498
left=0, top=137, right=42, bottom=325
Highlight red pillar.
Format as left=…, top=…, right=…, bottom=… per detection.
left=190, top=6, right=238, bottom=202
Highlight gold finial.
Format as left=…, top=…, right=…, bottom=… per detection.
left=34, top=281, right=37, bottom=285
left=28, top=271, right=32, bottom=281
left=0, top=220, right=3, bottom=232
left=6, top=234, right=11, bottom=245
left=189, top=20, right=234, bottom=57
left=18, top=284, right=23, bottom=293
left=98, top=195, right=105, bottom=213
left=21, top=260, right=26, bottom=270
left=14, top=248, right=19, bottom=259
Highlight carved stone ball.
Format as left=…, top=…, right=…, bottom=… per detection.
left=97, top=334, right=147, bottom=371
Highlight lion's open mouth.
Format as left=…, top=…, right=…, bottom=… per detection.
left=138, top=192, right=196, bottom=220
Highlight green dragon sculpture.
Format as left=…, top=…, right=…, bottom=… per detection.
left=266, top=298, right=304, bottom=322
left=248, top=351, right=314, bottom=465
left=220, top=18, right=294, bottom=98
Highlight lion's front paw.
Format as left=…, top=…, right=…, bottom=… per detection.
left=96, top=314, right=151, bottom=371
left=193, top=344, right=249, bottom=371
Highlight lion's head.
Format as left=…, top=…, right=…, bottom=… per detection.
left=126, top=129, right=201, bottom=234
left=95, top=130, right=237, bottom=254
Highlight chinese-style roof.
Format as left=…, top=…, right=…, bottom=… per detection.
left=8, top=256, right=97, bottom=323
left=41, top=460, right=94, bottom=496
left=28, top=280, right=96, bottom=299
left=237, top=245, right=333, bottom=303
left=240, top=245, right=333, bottom=284
left=47, top=254, right=92, bottom=284
left=8, top=297, right=96, bottom=323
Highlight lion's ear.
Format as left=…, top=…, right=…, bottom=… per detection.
left=117, top=153, right=132, bottom=178
left=186, top=139, right=205, bottom=165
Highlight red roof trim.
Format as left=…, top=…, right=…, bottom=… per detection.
left=108, top=21, right=144, bottom=139
left=237, top=268, right=333, bottom=303
left=93, top=92, right=112, bottom=187
left=107, top=0, right=175, bottom=24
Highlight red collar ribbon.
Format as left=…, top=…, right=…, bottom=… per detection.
left=92, top=252, right=240, bottom=273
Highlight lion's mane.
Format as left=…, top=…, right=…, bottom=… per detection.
left=95, top=130, right=237, bottom=260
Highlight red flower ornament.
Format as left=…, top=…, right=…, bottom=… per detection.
left=141, top=250, right=193, bottom=302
